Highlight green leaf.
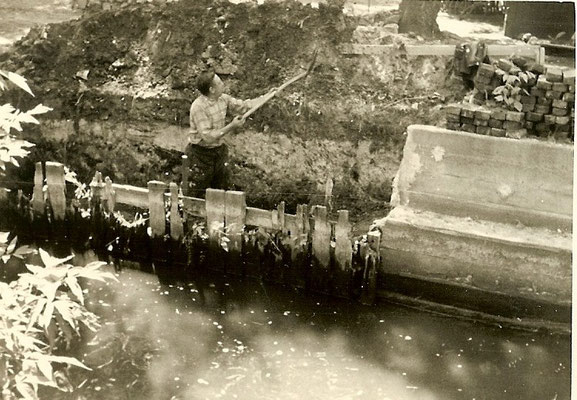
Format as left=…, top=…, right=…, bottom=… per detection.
left=16, top=381, right=38, bottom=400
left=27, top=104, right=52, bottom=115
left=65, top=276, right=84, bottom=304
left=40, top=301, right=54, bottom=329
left=39, top=248, right=74, bottom=269
left=36, top=358, right=53, bottom=381
left=0, top=71, right=34, bottom=97
left=27, top=298, right=47, bottom=331
left=44, top=355, right=91, bottom=370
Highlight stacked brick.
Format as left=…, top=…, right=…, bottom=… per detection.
left=445, top=104, right=529, bottom=139
left=446, top=59, right=575, bottom=141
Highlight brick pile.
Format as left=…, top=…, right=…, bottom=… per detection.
left=445, top=59, right=575, bottom=141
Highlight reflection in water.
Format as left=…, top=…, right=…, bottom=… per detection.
left=81, top=267, right=569, bottom=400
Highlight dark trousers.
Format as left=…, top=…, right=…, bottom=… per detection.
left=184, top=143, right=230, bottom=197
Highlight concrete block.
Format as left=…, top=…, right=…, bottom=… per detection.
left=552, top=107, right=568, bottom=116
left=446, top=113, right=461, bottom=123
left=506, top=128, right=528, bottom=139
left=536, top=76, right=552, bottom=90
left=474, top=109, right=492, bottom=120
left=536, top=96, right=552, bottom=105
left=490, top=127, right=506, bottom=137
left=477, top=63, right=495, bottom=77
left=503, top=121, right=524, bottom=130
left=530, top=87, right=546, bottom=97
left=446, top=122, right=460, bottom=131
left=555, top=116, right=571, bottom=125
left=488, top=118, right=503, bottom=128
left=552, top=99, right=569, bottom=109
left=545, top=90, right=563, bottom=100
left=505, top=111, right=524, bottom=122
left=562, top=92, right=575, bottom=102
left=534, top=104, right=551, bottom=114
left=527, top=62, right=546, bottom=75
left=461, top=124, right=476, bottom=133
left=497, top=58, right=514, bottom=72
left=490, top=109, right=507, bottom=120
left=445, top=104, right=462, bottom=116
left=526, top=112, right=544, bottom=122
left=552, top=82, right=569, bottom=93
left=562, top=69, right=575, bottom=85
left=535, top=122, right=551, bottom=134
left=461, top=107, right=476, bottom=119
left=461, top=116, right=475, bottom=125
left=474, top=118, right=489, bottom=127
left=544, top=114, right=557, bottom=124
left=522, top=103, right=535, bottom=112
left=520, top=95, right=537, bottom=105
left=545, top=67, right=564, bottom=83
left=524, top=121, right=534, bottom=130
left=569, top=85, right=575, bottom=93
left=476, top=125, right=491, bottom=135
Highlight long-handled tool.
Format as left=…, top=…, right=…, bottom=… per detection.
left=241, top=48, right=318, bottom=120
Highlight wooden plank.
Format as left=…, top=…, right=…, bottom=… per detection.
left=180, top=195, right=206, bottom=218
left=32, top=162, right=44, bottom=214
left=312, top=205, right=331, bottom=269
left=225, top=191, right=247, bottom=275
left=45, top=162, right=66, bottom=220
left=340, top=44, right=540, bottom=60
left=103, top=176, right=116, bottom=213
left=246, top=206, right=274, bottom=229
left=148, top=181, right=167, bottom=238
left=334, top=210, right=352, bottom=272
left=333, top=210, right=353, bottom=298
left=169, top=182, right=184, bottom=240
left=206, top=188, right=226, bottom=271
left=112, top=183, right=149, bottom=209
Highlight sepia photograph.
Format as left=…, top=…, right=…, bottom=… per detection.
left=0, top=0, right=573, bottom=399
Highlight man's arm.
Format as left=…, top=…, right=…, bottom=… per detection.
left=190, top=105, right=244, bottom=145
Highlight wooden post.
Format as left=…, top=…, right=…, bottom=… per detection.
left=103, top=176, right=116, bottom=213
left=206, top=188, right=226, bottom=271
left=32, top=162, right=44, bottom=215
left=181, top=155, right=189, bottom=195
left=148, top=181, right=167, bottom=238
left=225, top=190, right=246, bottom=275
left=538, top=46, right=545, bottom=64
left=90, top=172, right=104, bottom=210
left=311, top=205, right=331, bottom=293
left=45, top=162, right=66, bottom=220
left=360, top=230, right=381, bottom=305
left=324, top=176, right=333, bottom=212
left=312, top=206, right=331, bottom=268
left=334, top=210, right=353, bottom=297
left=169, top=182, right=184, bottom=240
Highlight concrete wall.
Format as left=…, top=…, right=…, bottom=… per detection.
left=391, top=125, right=573, bottom=231
left=377, top=125, right=573, bottom=306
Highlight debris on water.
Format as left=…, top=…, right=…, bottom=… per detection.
left=197, top=379, right=209, bottom=385
left=404, top=336, right=412, bottom=341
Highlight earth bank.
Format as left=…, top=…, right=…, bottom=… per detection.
left=0, top=0, right=468, bottom=231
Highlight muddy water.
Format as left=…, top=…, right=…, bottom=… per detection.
left=83, top=267, right=570, bottom=400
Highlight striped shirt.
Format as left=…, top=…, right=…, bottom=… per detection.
left=189, top=94, right=250, bottom=148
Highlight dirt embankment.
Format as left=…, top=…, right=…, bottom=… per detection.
left=0, top=0, right=467, bottom=230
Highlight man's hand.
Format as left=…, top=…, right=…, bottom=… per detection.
left=230, top=115, right=245, bottom=130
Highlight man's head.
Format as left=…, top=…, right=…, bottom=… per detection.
left=196, top=71, right=224, bottom=98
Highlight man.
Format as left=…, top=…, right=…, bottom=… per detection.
left=185, top=71, right=264, bottom=196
